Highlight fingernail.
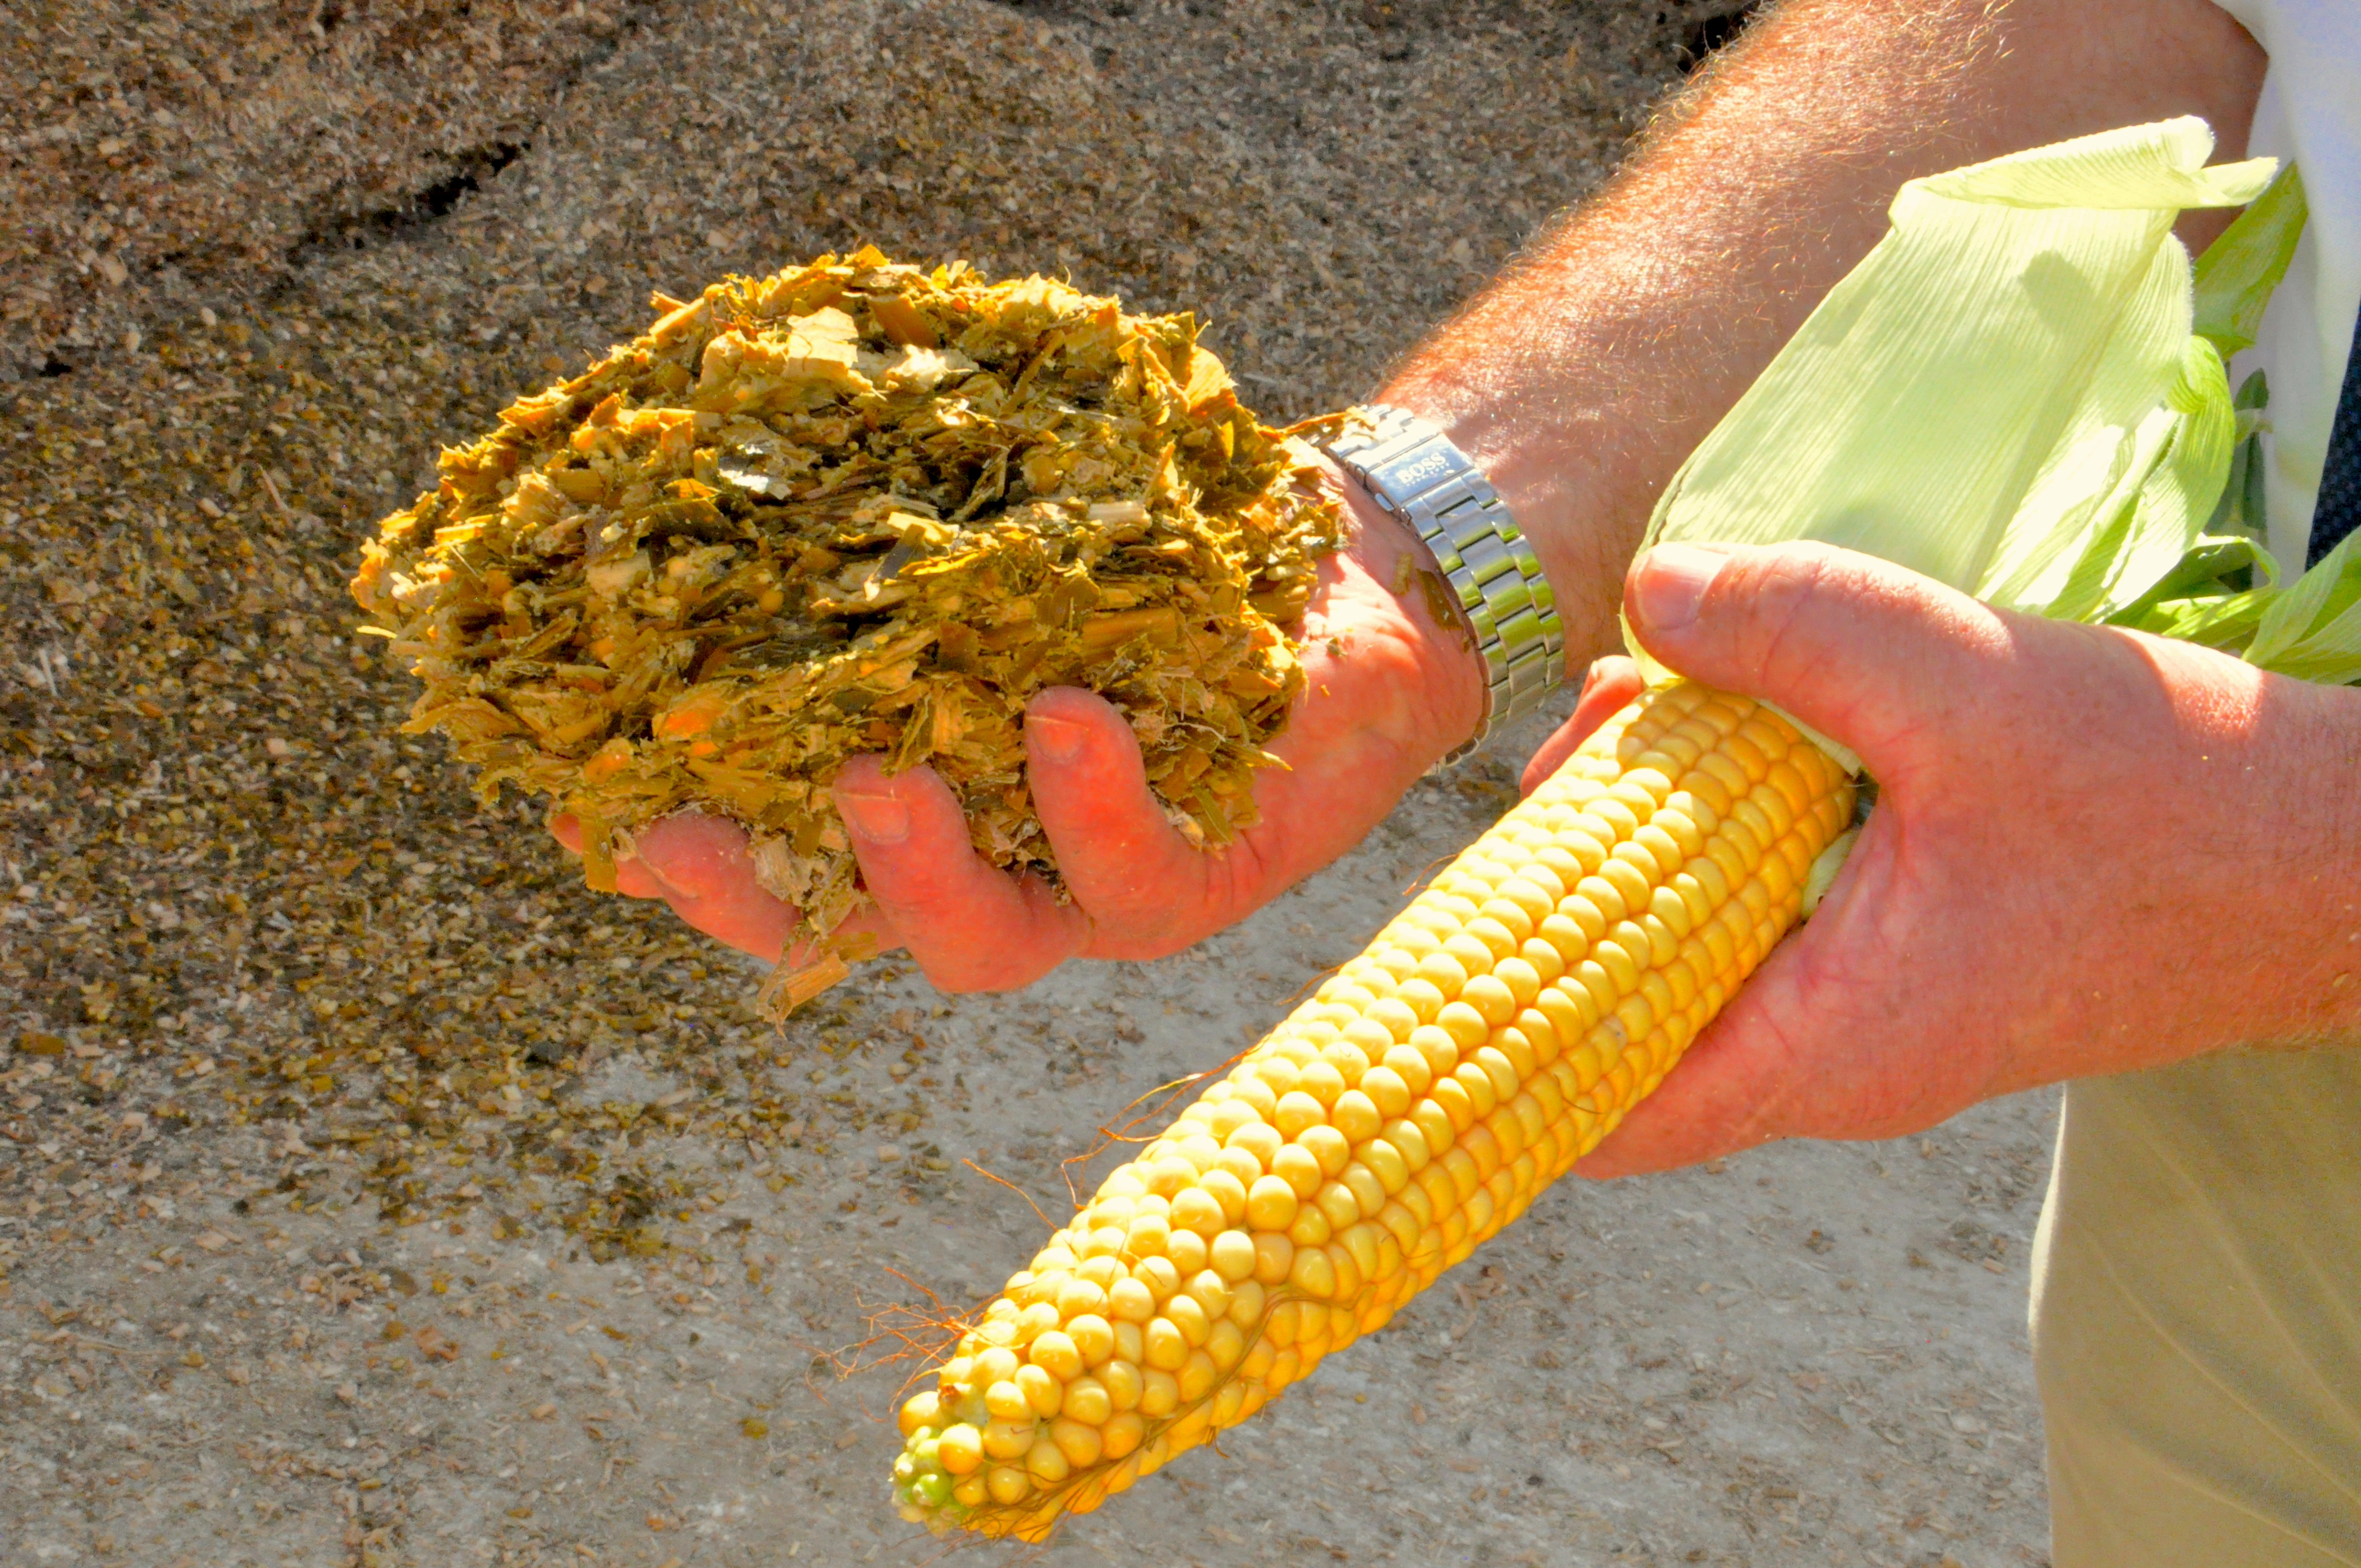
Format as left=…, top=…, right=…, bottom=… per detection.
left=837, top=790, right=910, bottom=844
left=1632, top=543, right=1729, bottom=633
left=1030, top=714, right=1086, bottom=765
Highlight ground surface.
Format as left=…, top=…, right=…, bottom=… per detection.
left=2, top=3, right=2054, bottom=1565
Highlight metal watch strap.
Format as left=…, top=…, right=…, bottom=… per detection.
left=1320, top=404, right=1566, bottom=764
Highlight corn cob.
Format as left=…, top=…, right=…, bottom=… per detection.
left=889, top=680, right=1855, bottom=1537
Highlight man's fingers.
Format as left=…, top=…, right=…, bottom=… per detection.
left=548, top=812, right=688, bottom=901
left=557, top=756, right=1119, bottom=984
left=834, top=755, right=1090, bottom=991
left=1624, top=541, right=2016, bottom=777
left=1570, top=916, right=1858, bottom=1178
left=1570, top=1009, right=1799, bottom=1178
left=1023, top=687, right=1216, bottom=956
left=1573, top=821, right=1983, bottom=1177
left=1522, top=657, right=1645, bottom=797
left=625, top=813, right=800, bottom=963
left=550, top=810, right=799, bottom=959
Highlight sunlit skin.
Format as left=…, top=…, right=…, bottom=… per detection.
left=546, top=0, right=2361, bottom=1177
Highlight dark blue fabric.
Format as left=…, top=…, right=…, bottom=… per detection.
left=2304, top=302, right=2361, bottom=567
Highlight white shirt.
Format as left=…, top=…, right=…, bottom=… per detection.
left=2212, top=0, right=2361, bottom=567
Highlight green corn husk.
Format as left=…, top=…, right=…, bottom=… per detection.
left=1631, top=117, right=2359, bottom=769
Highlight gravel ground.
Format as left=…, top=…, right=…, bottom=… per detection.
left=2, top=2, right=2054, bottom=1565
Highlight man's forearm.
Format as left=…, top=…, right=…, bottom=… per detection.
left=1383, top=0, right=2268, bottom=664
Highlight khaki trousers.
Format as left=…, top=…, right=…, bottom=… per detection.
left=2029, top=1047, right=2361, bottom=1566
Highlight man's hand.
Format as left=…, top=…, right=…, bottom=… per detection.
left=1557, top=542, right=2361, bottom=1178
left=550, top=475, right=1487, bottom=990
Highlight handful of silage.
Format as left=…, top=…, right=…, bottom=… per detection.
left=351, top=251, right=1339, bottom=1000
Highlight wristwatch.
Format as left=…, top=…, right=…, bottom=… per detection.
left=1319, top=404, right=1567, bottom=764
